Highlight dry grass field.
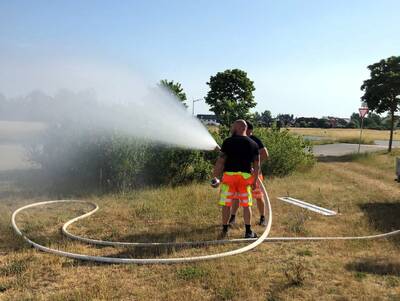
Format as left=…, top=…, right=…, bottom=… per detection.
left=289, top=127, right=400, bottom=144
left=1, top=150, right=400, bottom=300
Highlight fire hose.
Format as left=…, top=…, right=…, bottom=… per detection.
left=11, top=180, right=400, bottom=264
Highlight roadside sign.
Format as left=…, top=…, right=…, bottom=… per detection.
left=359, top=107, right=369, bottom=118
left=358, top=106, right=368, bottom=153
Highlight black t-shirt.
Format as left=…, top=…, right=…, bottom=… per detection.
left=221, top=135, right=259, bottom=173
left=249, top=135, right=265, bottom=149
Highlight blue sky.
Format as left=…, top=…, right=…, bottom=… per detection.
left=1, top=0, right=399, bottom=117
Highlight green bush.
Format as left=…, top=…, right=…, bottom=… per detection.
left=254, top=127, right=315, bottom=177
left=28, top=122, right=314, bottom=192
left=28, top=123, right=214, bottom=192
left=143, top=146, right=212, bottom=186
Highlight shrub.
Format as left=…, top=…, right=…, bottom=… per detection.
left=143, top=146, right=213, bottom=186
left=254, top=127, right=315, bottom=177
left=27, top=121, right=315, bottom=192
left=28, top=122, right=214, bottom=192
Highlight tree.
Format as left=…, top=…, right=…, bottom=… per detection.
left=205, top=69, right=256, bottom=127
left=361, top=56, right=400, bottom=152
left=349, top=112, right=360, bottom=128
left=159, top=79, right=188, bottom=107
left=317, top=118, right=330, bottom=128
left=253, top=110, right=273, bottom=127
left=259, top=110, right=273, bottom=127
left=276, top=114, right=294, bottom=127
left=364, top=112, right=382, bottom=129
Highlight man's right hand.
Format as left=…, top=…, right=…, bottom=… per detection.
left=211, top=177, right=220, bottom=188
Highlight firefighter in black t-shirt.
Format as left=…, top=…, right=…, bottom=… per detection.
left=229, top=121, right=269, bottom=226
left=211, top=120, right=260, bottom=238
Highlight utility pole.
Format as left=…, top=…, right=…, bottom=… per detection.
left=192, top=98, right=202, bottom=116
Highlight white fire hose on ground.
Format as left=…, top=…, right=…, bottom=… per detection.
left=11, top=180, right=400, bottom=264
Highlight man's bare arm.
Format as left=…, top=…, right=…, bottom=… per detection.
left=213, top=154, right=226, bottom=179
left=259, top=147, right=269, bottom=162
left=252, top=155, right=260, bottom=189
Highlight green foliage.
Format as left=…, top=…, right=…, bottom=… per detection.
left=205, top=69, right=256, bottom=127
left=354, top=272, right=367, bottom=281
left=349, top=111, right=397, bottom=130
left=176, top=266, right=208, bottom=280
left=143, top=147, right=212, bottom=186
left=159, top=79, right=188, bottom=107
left=28, top=118, right=315, bottom=193
left=254, top=110, right=273, bottom=127
left=361, top=56, right=400, bottom=151
left=276, top=114, right=294, bottom=127
left=0, top=258, right=28, bottom=277
left=215, top=287, right=237, bottom=301
left=316, top=118, right=330, bottom=128
left=296, top=249, right=312, bottom=257
left=28, top=124, right=214, bottom=192
left=253, top=127, right=315, bottom=177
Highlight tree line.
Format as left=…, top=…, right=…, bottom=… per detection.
left=250, top=110, right=398, bottom=130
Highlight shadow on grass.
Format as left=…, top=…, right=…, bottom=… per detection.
left=43, top=223, right=223, bottom=267
left=0, top=168, right=101, bottom=199
left=359, top=202, right=400, bottom=246
left=316, top=152, right=375, bottom=163
left=76, top=224, right=222, bottom=264
left=346, top=257, right=400, bottom=276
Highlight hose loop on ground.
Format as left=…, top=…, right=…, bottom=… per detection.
left=11, top=181, right=400, bottom=264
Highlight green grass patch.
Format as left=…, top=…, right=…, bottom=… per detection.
left=296, top=249, right=313, bottom=257
left=176, top=266, right=208, bottom=281
left=354, top=272, right=367, bottom=281
left=336, top=137, right=375, bottom=145
left=215, top=287, right=237, bottom=301
left=0, top=258, right=28, bottom=277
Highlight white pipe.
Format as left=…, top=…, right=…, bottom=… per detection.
left=277, top=197, right=337, bottom=216
left=11, top=180, right=400, bottom=264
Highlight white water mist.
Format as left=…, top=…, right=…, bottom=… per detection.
left=0, top=59, right=217, bottom=151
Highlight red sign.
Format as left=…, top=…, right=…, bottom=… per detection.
left=359, top=107, right=369, bottom=118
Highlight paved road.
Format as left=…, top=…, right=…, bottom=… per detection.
left=313, top=143, right=387, bottom=157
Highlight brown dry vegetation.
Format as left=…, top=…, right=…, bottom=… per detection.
left=288, top=127, right=400, bottom=142
left=1, top=150, right=400, bottom=300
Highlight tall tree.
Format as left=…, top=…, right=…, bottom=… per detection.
left=205, top=69, right=256, bottom=127
left=259, top=110, right=273, bottom=127
left=276, top=114, right=294, bottom=127
left=159, top=79, right=188, bottom=107
left=361, top=56, right=400, bottom=152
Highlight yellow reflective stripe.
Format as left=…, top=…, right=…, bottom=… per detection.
left=220, top=192, right=234, bottom=196
left=224, top=172, right=252, bottom=179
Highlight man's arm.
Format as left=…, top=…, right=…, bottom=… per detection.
left=213, top=153, right=226, bottom=179
left=252, top=154, right=260, bottom=189
left=259, top=147, right=269, bottom=162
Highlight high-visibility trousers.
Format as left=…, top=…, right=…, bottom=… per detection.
left=219, top=172, right=253, bottom=207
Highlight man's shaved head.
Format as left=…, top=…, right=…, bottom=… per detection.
left=230, top=119, right=247, bottom=136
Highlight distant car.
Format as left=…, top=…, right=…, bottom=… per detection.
left=204, top=120, right=219, bottom=126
